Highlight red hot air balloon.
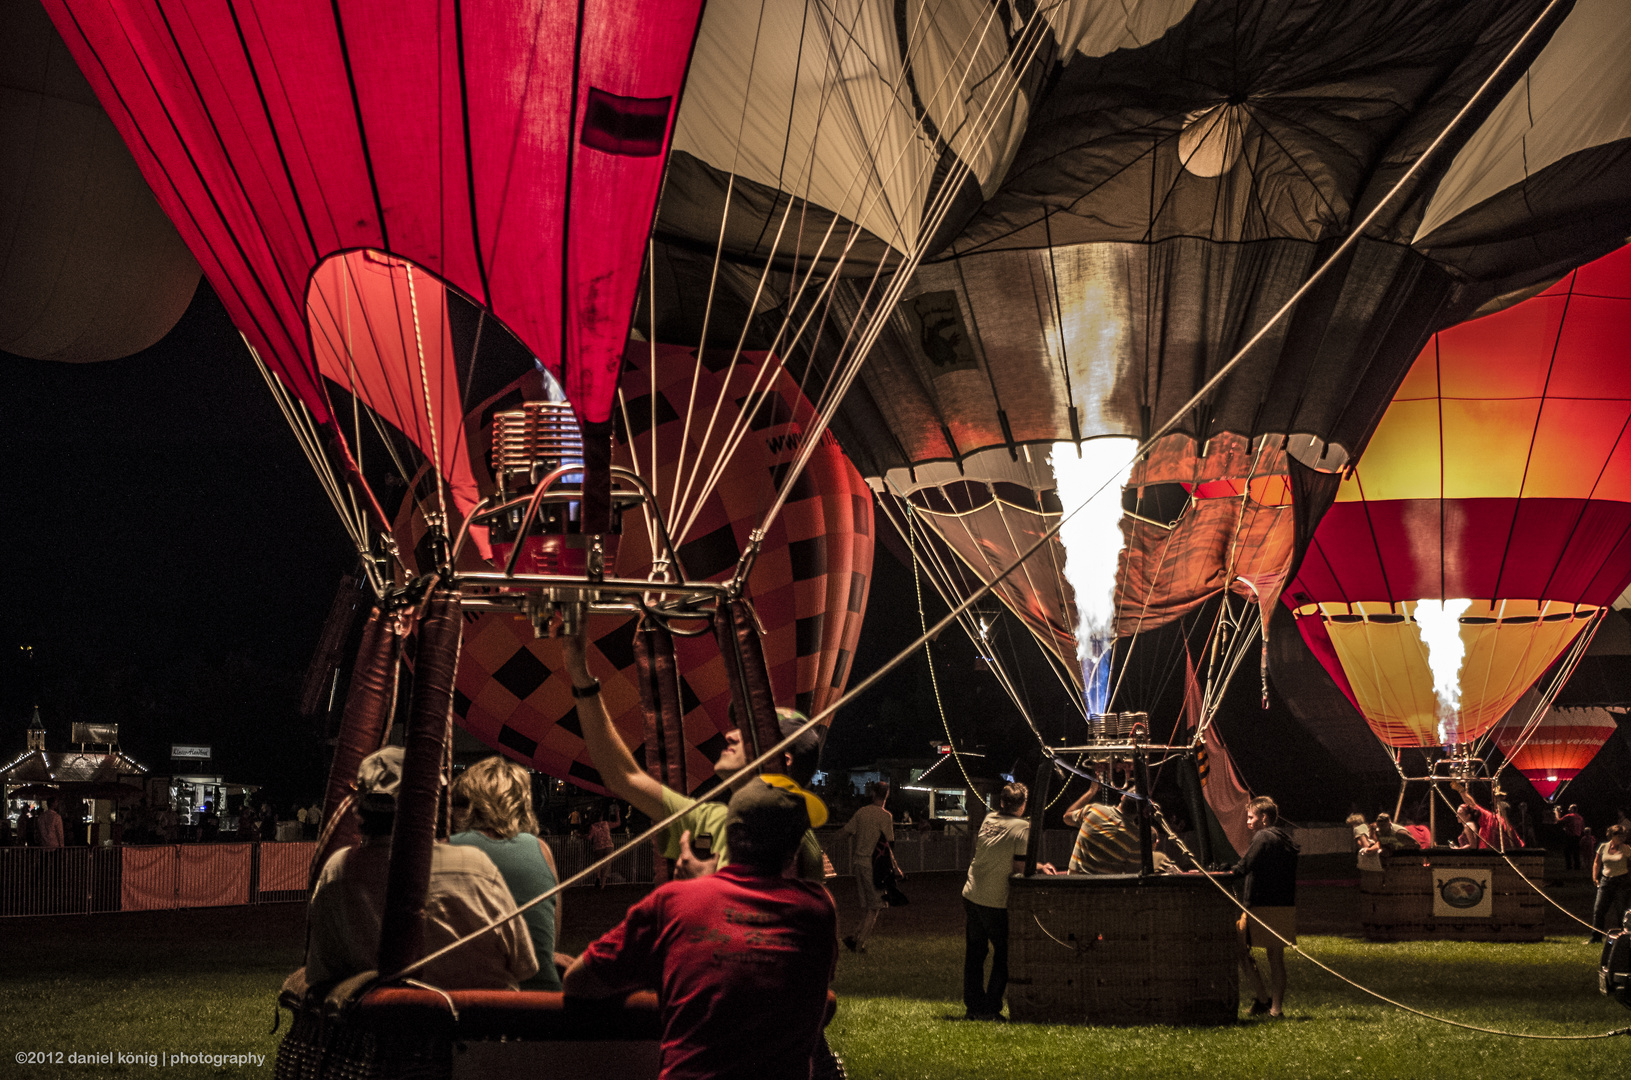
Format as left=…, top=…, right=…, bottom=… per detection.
left=42, top=0, right=705, bottom=503
left=1289, top=245, right=1631, bottom=749
left=1492, top=692, right=1621, bottom=801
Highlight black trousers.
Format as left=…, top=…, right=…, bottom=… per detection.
left=963, top=898, right=1010, bottom=1015
left=1564, top=837, right=1581, bottom=871
left=1593, top=875, right=1630, bottom=937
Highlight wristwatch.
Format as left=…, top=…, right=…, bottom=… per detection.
left=571, top=679, right=602, bottom=699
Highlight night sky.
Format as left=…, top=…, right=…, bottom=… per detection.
left=1, top=285, right=353, bottom=798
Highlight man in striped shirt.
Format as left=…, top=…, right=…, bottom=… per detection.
left=1063, top=777, right=1141, bottom=875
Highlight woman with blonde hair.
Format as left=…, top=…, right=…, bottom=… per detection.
left=451, top=756, right=564, bottom=989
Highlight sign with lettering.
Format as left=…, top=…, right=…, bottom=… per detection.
left=170, top=745, right=212, bottom=761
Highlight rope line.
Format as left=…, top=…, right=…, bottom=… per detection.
left=1151, top=811, right=1629, bottom=1041
left=911, top=502, right=994, bottom=812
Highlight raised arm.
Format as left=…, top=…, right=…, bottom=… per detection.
left=561, top=629, right=667, bottom=821
left=1063, top=779, right=1101, bottom=826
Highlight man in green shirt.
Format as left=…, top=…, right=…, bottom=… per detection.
left=562, top=630, right=826, bottom=880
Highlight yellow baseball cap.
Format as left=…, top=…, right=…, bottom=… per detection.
left=755, top=772, right=829, bottom=828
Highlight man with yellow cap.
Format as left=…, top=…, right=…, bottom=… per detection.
left=565, top=776, right=837, bottom=1080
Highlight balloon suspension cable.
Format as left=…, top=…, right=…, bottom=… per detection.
left=881, top=476, right=1078, bottom=722
left=754, top=4, right=1061, bottom=543
left=1192, top=594, right=1263, bottom=748
left=389, top=0, right=1576, bottom=979
left=671, top=2, right=1027, bottom=540
left=617, top=384, right=663, bottom=561
left=244, top=338, right=387, bottom=593
left=402, top=263, right=453, bottom=567
left=670, top=0, right=773, bottom=531
left=307, top=258, right=422, bottom=498
left=1149, top=809, right=1628, bottom=1040
left=886, top=488, right=1082, bottom=808
left=1472, top=607, right=1604, bottom=779
left=909, top=507, right=994, bottom=812
left=971, top=447, right=1090, bottom=716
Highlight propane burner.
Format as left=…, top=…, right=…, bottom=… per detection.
left=492, top=401, right=584, bottom=490
left=485, top=401, right=621, bottom=578
left=1087, top=711, right=1148, bottom=745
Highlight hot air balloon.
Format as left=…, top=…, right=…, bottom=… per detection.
left=1, top=0, right=198, bottom=362
left=41, top=0, right=707, bottom=542
left=1288, top=244, right=1631, bottom=749
left=36, top=0, right=888, bottom=828
left=1491, top=692, right=1621, bottom=801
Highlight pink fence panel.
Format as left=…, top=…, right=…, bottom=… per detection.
left=259, top=841, right=318, bottom=893
left=178, top=843, right=251, bottom=908
left=121, top=845, right=176, bottom=911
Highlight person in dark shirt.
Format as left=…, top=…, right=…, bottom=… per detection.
left=564, top=776, right=838, bottom=1080
left=1233, top=796, right=1298, bottom=1018
left=1553, top=804, right=1586, bottom=870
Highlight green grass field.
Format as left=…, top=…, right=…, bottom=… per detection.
left=826, top=931, right=1626, bottom=1080
left=1, top=873, right=1625, bottom=1079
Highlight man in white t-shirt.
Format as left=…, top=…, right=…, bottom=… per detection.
left=961, top=782, right=1054, bottom=1020
left=840, top=781, right=894, bottom=953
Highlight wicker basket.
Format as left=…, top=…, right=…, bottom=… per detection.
left=1360, top=850, right=1546, bottom=942
left=1007, top=874, right=1239, bottom=1026
left=275, top=1006, right=450, bottom=1080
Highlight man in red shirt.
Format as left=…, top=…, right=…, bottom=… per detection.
left=1554, top=803, right=1586, bottom=871
left=564, top=777, right=838, bottom=1080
